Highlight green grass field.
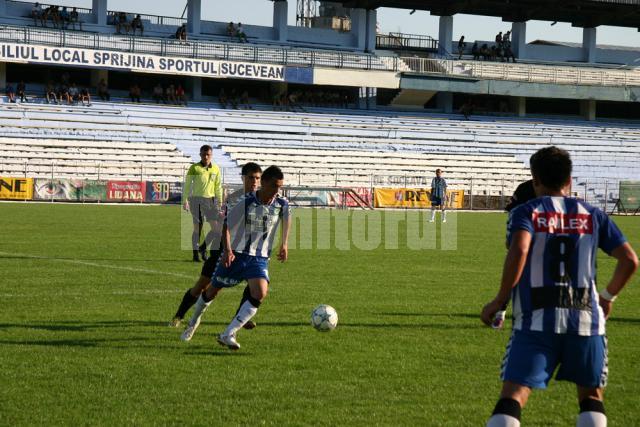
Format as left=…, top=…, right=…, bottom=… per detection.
left=0, top=203, right=638, bottom=426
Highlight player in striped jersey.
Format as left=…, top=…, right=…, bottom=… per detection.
left=181, top=166, right=291, bottom=349
left=169, top=162, right=262, bottom=328
left=481, top=147, right=638, bottom=427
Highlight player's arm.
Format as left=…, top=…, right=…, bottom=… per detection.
left=481, top=230, right=531, bottom=326
left=213, top=166, right=223, bottom=211
left=278, top=208, right=292, bottom=263
left=183, top=165, right=194, bottom=210
left=599, top=242, right=638, bottom=319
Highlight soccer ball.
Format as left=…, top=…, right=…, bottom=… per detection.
left=311, top=304, right=338, bottom=332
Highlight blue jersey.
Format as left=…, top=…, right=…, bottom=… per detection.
left=224, top=192, right=290, bottom=258
left=431, top=177, right=447, bottom=199
left=507, top=196, right=626, bottom=336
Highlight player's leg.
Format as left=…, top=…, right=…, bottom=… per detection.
left=429, top=203, right=437, bottom=222
left=556, top=334, right=608, bottom=427
left=441, top=205, right=447, bottom=223
left=576, top=387, right=606, bottom=427
left=190, top=198, right=202, bottom=262
left=487, top=331, right=557, bottom=426
left=170, top=254, right=218, bottom=326
left=233, top=285, right=256, bottom=329
left=218, top=277, right=268, bottom=350
left=181, top=285, right=222, bottom=341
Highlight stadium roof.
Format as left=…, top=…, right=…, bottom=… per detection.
left=337, top=0, right=640, bottom=29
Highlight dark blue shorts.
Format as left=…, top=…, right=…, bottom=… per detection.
left=430, top=196, right=443, bottom=206
left=501, top=330, right=608, bottom=389
left=211, top=252, right=270, bottom=288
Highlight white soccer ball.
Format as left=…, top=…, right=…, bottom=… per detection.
left=311, top=304, right=338, bottom=332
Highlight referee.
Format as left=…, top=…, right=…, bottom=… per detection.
left=183, top=144, right=223, bottom=262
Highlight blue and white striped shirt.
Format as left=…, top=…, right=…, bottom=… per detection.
left=224, top=192, right=291, bottom=258
left=431, top=177, right=447, bottom=199
left=507, top=196, right=626, bottom=336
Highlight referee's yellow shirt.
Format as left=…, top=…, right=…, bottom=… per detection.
left=183, top=162, right=223, bottom=202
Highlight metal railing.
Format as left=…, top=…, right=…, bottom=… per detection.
left=376, top=32, right=438, bottom=51
left=8, top=0, right=92, bottom=15
left=106, top=11, right=186, bottom=27
left=399, top=56, right=640, bottom=87
left=0, top=24, right=394, bottom=71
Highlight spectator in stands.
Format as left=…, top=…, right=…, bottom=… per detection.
left=45, top=81, right=58, bottom=104
left=240, top=90, right=251, bottom=109
left=458, top=35, right=465, bottom=59
left=69, top=7, right=81, bottom=30
left=503, top=30, right=511, bottom=43
left=226, top=22, right=236, bottom=38
left=472, top=41, right=480, bottom=60
left=503, top=39, right=516, bottom=63
left=229, top=88, right=239, bottom=109
left=79, top=87, right=92, bottom=106
left=176, top=84, right=187, bottom=106
left=57, top=83, right=70, bottom=104
left=495, top=31, right=503, bottom=47
left=129, top=84, right=141, bottom=103
left=152, top=83, right=164, bottom=103
left=165, top=84, right=176, bottom=103
left=5, top=83, right=16, bottom=103
left=59, top=7, right=70, bottom=29
left=115, top=12, right=129, bottom=34
left=31, top=2, right=42, bottom=26
left=68, top=83, right=79, bottom=104
left=460, top=99, right=474, bottom=120
left=16, top=81, right=27, bottom=103
left=131, top=14, right=144, bottom=36
left=236, top=23, right=248, bottom=43
left=176, top=24, right=187, bottom=41
left=218, top=88, right=228, bottom=108
left=97, top=78, right=110, bottom=101
left=480, top=43, right=490, bottom=61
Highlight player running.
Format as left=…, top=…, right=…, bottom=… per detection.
left=181, top=166, right=291, bottom=350
left=481, top=147, right=638, bottom=427
left=169, top=162, right=262, bottom=328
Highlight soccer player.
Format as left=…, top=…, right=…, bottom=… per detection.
left=481, top=147, right=638, bottom=427
left=181, top=166, right=291, bottom=349
left=493, top=179, right=536, bottom=329
left=183, top=145, right=223, bottom=262
left=429, top=169, right=447, bottom=223
left=170, top=162, right=262, bottom=328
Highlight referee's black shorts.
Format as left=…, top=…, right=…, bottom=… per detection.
left=189, top=196, right=217, bottom=223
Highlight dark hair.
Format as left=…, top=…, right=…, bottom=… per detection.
left=241, top=162, right=262, bottom=176
left=199, top=144, right=212, bottom=153
left=261, top=166, right=284, bottom=182
left=435, top=168, right=442, bottom=173
left=529, top=146, right=572, bottom=191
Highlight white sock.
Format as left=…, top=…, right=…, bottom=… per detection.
left=577, top=412, right=607, bottom=427
left=188, top=295, right=212, bottom=327
left=495, top=310, right=507, bottom=320
left=487, top=414, right=520, bottom=427
left=442, top=210, right=447, bottom=220
left=430, top=209, right=436, bottom=221
left=225, top=300, right=258, bottom=336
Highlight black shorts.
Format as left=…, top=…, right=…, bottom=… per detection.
left=431, top=196, right=444, bottom=207
left=190, top=196, right=217, bottom=223
left=200, top=243, right=224, bottom=277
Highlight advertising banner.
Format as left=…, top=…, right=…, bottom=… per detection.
left=33, top=179, right=107, bottom=201
left=107, top=181, right=146, bottom=202
left=0, top=177, right=33, bottom=200
left=0, top=43, right=285, bottom=81
left=332, top=188, right=373, bottom=207
left=145, top=181, right=182, bottom=204
left=374, top=188, right=464, bottom=209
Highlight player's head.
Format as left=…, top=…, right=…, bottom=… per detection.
left=260, top=166, right=284, bottom=198
left=199, top=145, right=212, bottom=165
left=529, top=146, right=572, bottom=195
left=241, top=162, right=262, bottom=192
left=435, top=168, right=442, bottom=177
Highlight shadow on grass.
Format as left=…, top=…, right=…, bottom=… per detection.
left=0, top=320, right=167, bottom=332
left=377, top=312, right=480, bottom=320
left=0, top=255, right=188, bottom=263
left=183, top=350, right=250, bottom=357
left=608, top=317, right=640, bottom=325
left=0, top=337, right=148, bottom=348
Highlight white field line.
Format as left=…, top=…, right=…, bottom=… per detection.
left=0, top=251, right=193, bottom=279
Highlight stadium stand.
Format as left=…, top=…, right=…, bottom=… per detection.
left=1, top=100, right=638, bottom=208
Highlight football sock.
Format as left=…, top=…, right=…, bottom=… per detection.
left=577, top=399, right=606, bottom=427
left=225, top=298, right=260, bottom=335
left=430, top=209, right=436, bottom=221
left=442, top=210, right=447, bottom=220
left=487, top=398, right=521, bottom=427
left=495, top=310, right=507, bottom=321
left=187, top=295, right=213, bottom=327
left=174, top=289, right=199, bottom=319
left=234, top=286, right=251, bottom=316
